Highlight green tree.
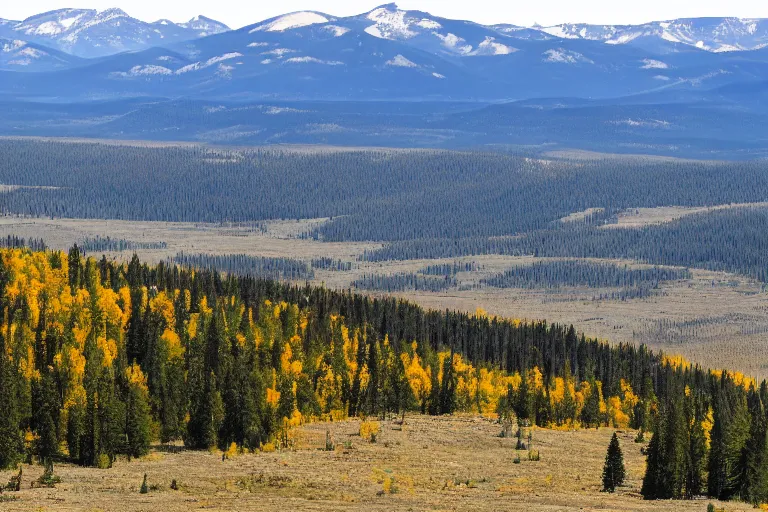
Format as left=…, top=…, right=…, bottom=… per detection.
left=602, top=432, right=625, bottom=492
left=0, top=332, right=22, bottom=469
left=125, top=368, right=152, bottom=459
left=35, top=368, right=60, bottom=464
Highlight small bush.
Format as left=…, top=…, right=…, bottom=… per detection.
left=360, top=420, right=381, bottom=442
left=97, top=453, right=112, bottom=469
left=261, top=442, right=276, bottom=453
left=170, top=479, right=179, bottom=490
left=528, top=450, right=540, bottom=461
left=140, top=474, right=149, bottom=494
left=513, top=456, right=521, bottom=464
left=634, top=430, right=646, bottom=443
left=35, top=460, right=61, bottom=488
left=325, top=430, right=335, bottom=451
left=5, top=467, right=22, bottom=492
left=224, top=442, right=238, bottom=460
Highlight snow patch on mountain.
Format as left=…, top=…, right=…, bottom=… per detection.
left=416, top=19, right=441, bottom=29
left=472, top=37, right=516, bottom=55
left=366, top=7, right=417, bottom=39
left=2, top=40, right=27, bottom=52
left=642, top=59, right=669, bottom=69
left=251, top=12, right=329, bottom=33
left=611, top=118, right=671, bottom=128
left=386, top=54, right=418, bottom=67
left=112, top=64, right=173, bottom=77
left=540, top=25, right=580, bottom=39
left=435, top=33, right=473, bottom=54
left=323, top=25, right=350, bottom=37
left=544, top=48, right=593, bottom=64
left=176, top=52, right=242, bottom=74
left=261, top=48, right=296, bottom=58
left=284, top=56, right=344, bottom=65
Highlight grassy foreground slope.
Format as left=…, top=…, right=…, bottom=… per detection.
left=0, top=416, right=751, bottom=512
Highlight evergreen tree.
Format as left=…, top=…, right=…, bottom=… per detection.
left=438, top=352, right=457, bottom=415
left=35, top=368, right=60, bottom=464
left=641, top=418, right=663, bottom=499
left=602, top=432, right=625, bottom=492
left=125, top=366, right=152, bottom=459
left=581, top=379, right=601, bottom=429
left=0, top=332, right=22, bottom=469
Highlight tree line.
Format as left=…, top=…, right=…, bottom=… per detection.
left=172, top=253, right=314, bottom=281
left=481, top=260, right=690, bottom=289
left=80, top=236, right=167, bottom=254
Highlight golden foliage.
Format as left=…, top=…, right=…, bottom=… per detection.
left=359, top=420, right=380, bottom=442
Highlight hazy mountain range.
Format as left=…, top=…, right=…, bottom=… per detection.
left=1, top=4, right=768, bottom=157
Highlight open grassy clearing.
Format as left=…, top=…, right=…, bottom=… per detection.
left=0, top=215, right=766, bottom=379
left=604, top=202, right=768, bottom=229
left=0, top=415, right=749, bottom=512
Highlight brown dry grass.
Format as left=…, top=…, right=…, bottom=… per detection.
left=0, top=415, right=749, bottom=512
left=604, top=202, right=768, bottom=229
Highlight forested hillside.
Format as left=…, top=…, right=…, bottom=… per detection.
left=1, top=247, right=767, bottom=504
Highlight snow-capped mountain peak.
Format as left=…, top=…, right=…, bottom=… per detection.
left=250, top=12, right=332, bottom=33
left=2, top=7, right=230, bottom=58
left=537, top=17, right=768, bottom=53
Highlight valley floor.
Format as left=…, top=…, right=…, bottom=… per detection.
left=0, top=415, right=749, bottom=512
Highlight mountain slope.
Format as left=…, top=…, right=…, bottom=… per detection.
left=536, top=17, right=768, bottom=53
left=1, top=38, right=84, bottom=71
left=5, top=8, right=230, bottom=58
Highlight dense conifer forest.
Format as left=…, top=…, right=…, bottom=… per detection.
left=3, top=140, right=768, bottom=285
left=481, top=261, right=691, bottom=289
left=172, top=253, right=315, bottom=280
left=365, top=208, right=768, bottom=282
left=0, top=247, right=767, bottom=504
left=2, top=140, right=768, bottom=242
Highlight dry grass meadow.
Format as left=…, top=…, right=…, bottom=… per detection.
left=0, top=415, right=750, bottom=512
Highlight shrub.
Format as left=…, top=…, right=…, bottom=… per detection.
left=96, top=453, right=112, bottom=469
left=140, top=474, right=149, bottom=494
left=360, top=420, right=381, bottom=442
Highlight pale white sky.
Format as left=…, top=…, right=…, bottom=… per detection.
left=3, top=0, right=768, bottom=29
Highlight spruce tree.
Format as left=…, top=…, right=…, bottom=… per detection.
left=125, top=369, right=152, bottom=459
left=35, top=369, right=60, bottom=464
left=641, top=425, right=662, bottom=499
left=0, top=332, right=22, bottom=469
left=602, top=432, right=625, bottom=492
left=438, top=352, right=456, bottom=415
left=581, top=379, right=601, bottom=429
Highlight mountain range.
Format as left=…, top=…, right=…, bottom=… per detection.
left=0, top=8, right=229, bottom=58
left=2, top=4, right=768, bottom=157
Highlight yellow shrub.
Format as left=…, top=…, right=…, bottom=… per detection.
left=359, top=420, right=381, bottom=442
left=225, top=442, right=238, bottom=459
left=261, top=442, right=276, bottom=453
